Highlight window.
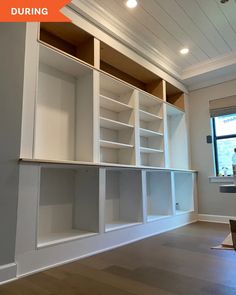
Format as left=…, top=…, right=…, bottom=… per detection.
left=212, top=114, right=236, bottom=176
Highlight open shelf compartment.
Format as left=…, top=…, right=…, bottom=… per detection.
left=38, top=166, right=99, bottom=247
left=166, top=104, right=188, bottom=169
left=34, top=44, right=95, bottom=163
left=166, top=82, right=185, bottom=111
left=140, top=152, right=165, bottom=168
left=139, top=92, right=163, bottom=117
left=100, top=42, right=164, bottom=99
left=146, top=171, right=173, bottom=222
left=173, top=172, right=194, bottom=215
left=104, top=169, right=143, bottom=231
left=39, top=22, right=95, bottom=66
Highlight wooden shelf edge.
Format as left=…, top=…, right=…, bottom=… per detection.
left=19, top=159, right=197, bottom=173
left=100, top=140, right=134, bottom=149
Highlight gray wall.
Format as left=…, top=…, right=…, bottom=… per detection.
left=0, top=24, right=26, bottom=265
left=189, top=79, right=236, bottom=216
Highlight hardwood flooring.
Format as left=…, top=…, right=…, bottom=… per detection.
left=1, top=222, right=236, bottom=295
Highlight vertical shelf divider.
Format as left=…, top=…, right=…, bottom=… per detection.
left=93, top=70, right=100, bottom=163
left=141, top=170, right=147, bottom=223
left=134, top=90, right=140, bottom=166
left=99, top=167, right=106, bottom=234
left=171, top=171, right=176, bottom=215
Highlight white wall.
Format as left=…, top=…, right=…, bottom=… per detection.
left=0, top=23, right=26, bottom=280
left=189, top=79, right=236, bottom=216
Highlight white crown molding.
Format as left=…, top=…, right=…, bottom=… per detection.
left=182, top=51, right=236, bottom=79
left=69, top=0, right=182, bottom=78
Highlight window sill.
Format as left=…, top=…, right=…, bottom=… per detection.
left=209, top=176, right=234, bottom=183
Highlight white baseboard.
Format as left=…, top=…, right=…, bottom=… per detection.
left=198, top=214, right=236, bottom=224
left=0, top=263, right=17, bottom=284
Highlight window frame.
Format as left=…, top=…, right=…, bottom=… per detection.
left=212, top=116, right=236, bottom=176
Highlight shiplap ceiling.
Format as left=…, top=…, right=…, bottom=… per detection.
left=70, top=0, right=236, bottom=89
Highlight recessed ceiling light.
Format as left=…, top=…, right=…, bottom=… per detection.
left=180, top=48, right=189, bottom=55
left=126, top=0, right=137, bottom=8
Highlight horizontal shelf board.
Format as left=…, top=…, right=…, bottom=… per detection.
left=105, top=221, right=142, bottom=232
left=100, top=140, right=133, bottom=149
left=100, top=117, right=134, bottom=130
left=175, top=209, right=193, bottom=215
left=147, top=214, right=172, bottom=222
left=140, top=128, right=163, bottom=137
left=139, top=110, right=162, bottom=122
left=37, top=230, right=97, bottom=248
left=100, top=95, right=133, bottom=112
left=39, top=43, right=92, bottom=78
left=19, top=159, right=197, bottom=173
left=139, top=92, right=163, bottom=107
left=140, top=147, right=164, bottom=154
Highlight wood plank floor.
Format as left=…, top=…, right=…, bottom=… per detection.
left=1, top=222, right=236, bottom=295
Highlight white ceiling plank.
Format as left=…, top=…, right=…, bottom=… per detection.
left=138, top=0, right=203, bottom=63
left=217, top=0, right=236, bottom=38
left=177, top=0, right=231, bottom=55
left=98, top=0, right=190, bottom=68
left=155, top=0, right=221, bottom=58
left=197, top=0, right=236, bottom=50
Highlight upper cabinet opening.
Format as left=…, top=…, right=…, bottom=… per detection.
left=100, top=42, right=164, bottom=100
left=39, top=22, right=95, bottom=66
left=166, top=82, right=185, bottom=111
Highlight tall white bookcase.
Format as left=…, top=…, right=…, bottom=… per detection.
left=0, top=15, right=197, bottom=283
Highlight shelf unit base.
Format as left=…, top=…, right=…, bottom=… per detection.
left=175, top=210, right=193, bottom=215
left=147, top=214, right=172, bottom=222
left=105, top=221, right=142, bottom=232
left=38, top=230, right=98, bottom=248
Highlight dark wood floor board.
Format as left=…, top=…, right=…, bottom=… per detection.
left=106, top=265, right=236, bottom=295
left=59, top=263, right=176, bottom=295
left=1, top=222, right=236, bottom=295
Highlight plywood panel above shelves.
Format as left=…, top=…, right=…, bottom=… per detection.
left=166, top=82, right=185, bottom=111
left=100, top=42, right=164, bottom=100
left=40, top=22, right=95, bottom=66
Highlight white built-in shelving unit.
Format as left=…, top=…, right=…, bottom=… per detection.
left=10, top=20, right=197, bottom=281
left=139, top=92, right=164, bottom=167
left=99, top=73, right=136, bottom=165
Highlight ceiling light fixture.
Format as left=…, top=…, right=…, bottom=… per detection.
left=126, top=0, right=137, bottom=8
left=180, top=48, right=189, bottom=55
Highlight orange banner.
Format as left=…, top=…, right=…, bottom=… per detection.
left=0, top=0, right=71, bottom=22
